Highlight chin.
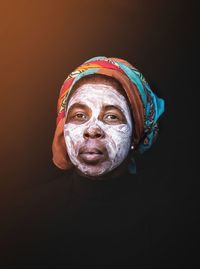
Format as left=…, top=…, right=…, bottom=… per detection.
left=75, top=160, right=127, bottom=180
left=69, top=156, right=112, bottom=179
left=75, top=162, right=112, bottom=179
left=79, top=168, right=108, bottom=178
left=75, top=154, right=131, bottom=180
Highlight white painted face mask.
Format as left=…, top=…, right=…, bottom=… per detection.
left=64, top=83, right=133, bottom=177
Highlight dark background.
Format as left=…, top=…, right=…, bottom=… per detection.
left=0, top=0, right=198, bottom=188
left=0, top=0, right=199, bottom=255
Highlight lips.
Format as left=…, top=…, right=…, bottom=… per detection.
left=79, top=146, right=105, bottom=164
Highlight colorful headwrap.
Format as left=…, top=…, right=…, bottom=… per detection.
left=52, top=56, right=165, bottom=171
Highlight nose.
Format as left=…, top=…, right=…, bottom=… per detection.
left=83, top=125, right=105, bottom=139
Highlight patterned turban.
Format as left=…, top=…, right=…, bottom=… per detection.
left=52, top=56, right=165, bottom=170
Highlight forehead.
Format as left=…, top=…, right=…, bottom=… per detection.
left=68, top=83, right=128, bottom=108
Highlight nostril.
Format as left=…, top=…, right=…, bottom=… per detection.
left=96, top=133, right=102, bottom=138
left=84, top=133, right=90, bottom=139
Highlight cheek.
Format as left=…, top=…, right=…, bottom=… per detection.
left=104, top=125, right=132, bottom=156
left=105, top=125, right=132, bottom=144
left=64, top=124, right=84, bottom=150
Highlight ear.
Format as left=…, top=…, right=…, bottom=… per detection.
left=52, top=118, right=73, bottom=170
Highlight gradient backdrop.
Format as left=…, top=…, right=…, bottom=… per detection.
left=0, top=1, right=198, bottom=206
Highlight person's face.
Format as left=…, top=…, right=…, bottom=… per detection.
left=64, top=83, right=133, bottom=177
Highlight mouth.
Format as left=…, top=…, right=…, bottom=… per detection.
left=79, top=147, right=105, bottom=164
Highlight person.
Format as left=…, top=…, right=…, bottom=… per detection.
left=2, top=56, right=168, bottom=268
left=52, top=56, right=164, bottom=178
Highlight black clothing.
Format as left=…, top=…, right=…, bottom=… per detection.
left=1, top=171, right=199, bottom=268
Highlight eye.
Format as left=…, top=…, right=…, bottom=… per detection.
left=105, top=114, right=118, bottom=120
left=103, top=113, right=121, bottom=124
left=72, top=112, right=88, bottom=123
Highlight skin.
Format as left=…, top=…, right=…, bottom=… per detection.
left=64, top=83, right=133, bottom=177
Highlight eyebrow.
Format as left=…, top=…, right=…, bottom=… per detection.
left=69, top=103, right=123, bottom=110
left=68, top=103, right=89, bottom=111
left=103, top=105, right=124, bottom=113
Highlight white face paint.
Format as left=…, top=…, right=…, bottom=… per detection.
left=64, top=83, right=133, bottom=177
